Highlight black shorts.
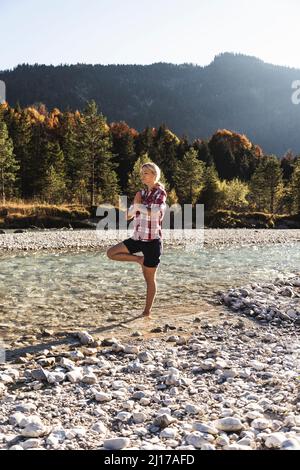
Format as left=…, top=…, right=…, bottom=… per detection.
left=122, top=237, right=163, bottom=268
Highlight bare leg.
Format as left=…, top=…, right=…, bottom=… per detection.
left=109, top=252, right=144, bottom=264
left=141, top=265, right=158, bottom=316
left=107, top=242, right=144, bottom=265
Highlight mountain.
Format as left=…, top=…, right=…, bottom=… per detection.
left=1, top=52, right=300, bottom=155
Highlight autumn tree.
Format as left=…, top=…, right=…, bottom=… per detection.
left=209, top=129, right=259, bottom=181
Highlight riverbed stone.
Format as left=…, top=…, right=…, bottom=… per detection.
left=216, top=417, right=244, bottom=432
left=103, top=437, right=130, bottom=450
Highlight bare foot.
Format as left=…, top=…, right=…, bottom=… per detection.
left=141, top=310, right=151, bottom=317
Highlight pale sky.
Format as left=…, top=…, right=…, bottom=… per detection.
left=1, top=0, right=300, bottom=70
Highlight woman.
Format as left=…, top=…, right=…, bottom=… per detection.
left=107, top=162, right=167, bottom=317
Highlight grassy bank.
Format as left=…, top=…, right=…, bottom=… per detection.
left=0, top=202, right=92, bottom=229
left=1, top=203, right=300, bottom=230
left=206, top=210, right=300, bottom=228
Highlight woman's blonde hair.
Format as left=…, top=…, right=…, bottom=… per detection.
left=140, top=162, right=165, bottom=189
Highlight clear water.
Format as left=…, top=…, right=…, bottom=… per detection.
left=0, top=243, right=300, bottom=339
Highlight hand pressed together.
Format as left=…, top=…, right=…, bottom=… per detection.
left=133, top=191, right=142, bottom=205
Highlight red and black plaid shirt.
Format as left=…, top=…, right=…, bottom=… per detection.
left=128, top=183, right=167, bottom=241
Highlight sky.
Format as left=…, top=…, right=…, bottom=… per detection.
left=1, top=0, right=300, bottom=71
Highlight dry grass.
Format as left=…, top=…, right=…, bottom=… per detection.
left=0, top=201, right=92, bottom=229
left=0, top=201, right=91, bottom=219
left=206, top=209, right=300, bottom=228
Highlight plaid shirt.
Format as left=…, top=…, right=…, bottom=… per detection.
left=128, top=183, right=167, bottom=241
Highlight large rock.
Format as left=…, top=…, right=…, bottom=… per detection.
left=19, top=415, right=43, bottom=428
left=192, top=422, right=218, bottom=435
left=91, top=422, right=107, bottom=434
left=186, top=432, right=211, bottom=448
left=15, top=403, right=37, bottom=413
left=47, top=371, right=65, bottom=384
left=280, top=438, right=300, bottom=450
left=251, top=418, right=271, bottom=430
left=66, top=369, right=83, bottom=383
left=215, top=417, right=244, bottom=432
left=103, top=437, right=130, bottom=450
left=9, top=412, right=26, bottom=426
left=31, top=368, right=49, bottom=382
left=21, top=438, right=42, bottom=449
left=77, top=331, right=95, bottom=345
left=265, top=432, right=287, bottom=449
left=94, top=392, right=112, bottom=402
left=21, top=423, right=49, bottom=438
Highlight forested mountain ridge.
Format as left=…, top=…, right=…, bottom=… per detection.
left=1, top=52, right=300, bottom=155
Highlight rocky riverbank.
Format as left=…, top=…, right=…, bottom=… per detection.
left=217, top=275, right=300, bottom=326
left=1, top=230, right=300, bottom=450
left=1, top=314, right=300, bottom=450
left=1, top=228, right=300, bottom=253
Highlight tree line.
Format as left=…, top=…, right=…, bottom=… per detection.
left=0, top=100, right=300, bottom=215
left=2, top=55, right=300, bottom=156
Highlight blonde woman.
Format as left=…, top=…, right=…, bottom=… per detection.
left=107, top=162, right=167, bottom=317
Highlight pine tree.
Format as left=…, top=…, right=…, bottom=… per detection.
left=27, top=118, right=48, bottom=199
left=15, top=102, right=22, bottom=114
left=167, top=188, right=178, bottom=206
left=134, top=127, right=154, bottom=157
left=193, top=139, right=214, bottom=166
left=249, top=155, right=283, bottom=213
left=40, top=141, right=66, bottom=203
left=0, top=115, right=19, bottom=204
left=12, top=109, right=32, bottom=198
left=110, top=121, right=137, bottom=193
left=59, top=112, right=80, bottom=201
left=176, top=135, right=190, bottom=161
left=281, top=150, right=295, bottom=181
left=150, top=125, right=180, bottom=186
left=76, top=101, right=119, bottom=206
left=198, top=164, right=221, bottom=212
left=277, top=185, right=294, bottom=215
left=173, top=148, right=205, bottom=205
left=290, top=158, right=300, bottom=213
